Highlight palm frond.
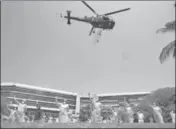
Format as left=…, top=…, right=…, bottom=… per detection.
left=156, top=28, right=168, bottom=34
left=156, top=21, right=175, bottom=34
left=159, top=40, right=175, bottom=64
left=165, top=21, right=175, bottom=30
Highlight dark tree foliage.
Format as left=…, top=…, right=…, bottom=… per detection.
left=157, top=3, right=175, bottom=64
left=136, top=100, right=154, bottom=122
left=79, top=104, right=115, bottom=122
left=79, top=104, right=92, bottom=122
left=100, top=105, right=113, bottom=120
left=137, top=87, right=175, bottom=123
left=118, top=109, right=131, bottom=123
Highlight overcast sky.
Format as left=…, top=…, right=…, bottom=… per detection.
left=1, top=1, right=175, bottom=95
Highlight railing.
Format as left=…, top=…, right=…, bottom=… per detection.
left=2, top=90, right=76, bottom=103
left=6, top=96, right=76, bottom=108
left=8, top=103, right=60, bottom=111
left=80, top=98, right=144, bottom=107
left=14, top=87, right=77, bottom=100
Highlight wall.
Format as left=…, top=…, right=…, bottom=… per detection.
left=1, top=83, right=150, bottom=113
left=1, top=84, right=78, bottom=112
left=79, top=92, right=150, bottom=108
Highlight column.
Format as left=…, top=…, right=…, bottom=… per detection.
left=75, top=94, right=80, bottom=113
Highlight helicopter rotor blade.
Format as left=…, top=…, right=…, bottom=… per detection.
left=104, top=8, right=130, bottom=16
left=82, top=1, right=98, bottom=15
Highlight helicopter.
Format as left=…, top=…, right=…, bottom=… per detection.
left=60, top=1, right=130, bottom=36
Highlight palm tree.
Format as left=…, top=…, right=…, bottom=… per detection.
left=156, top=4, right=175, bottom=64
left=158, top=40, right=175, bottom=64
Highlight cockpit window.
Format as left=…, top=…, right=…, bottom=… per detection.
left=103, top=17, right=109, bottom=20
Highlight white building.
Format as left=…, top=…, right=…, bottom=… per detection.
left=1, top=82, right=81, bottom=114
left=97, top=92, right=150, bottom=107
left=80, top=92, right=150, bottom=108
left=1, top=82, right=150, bottom=113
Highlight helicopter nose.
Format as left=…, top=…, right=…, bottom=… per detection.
left=111, top=21, right=115, bottom=29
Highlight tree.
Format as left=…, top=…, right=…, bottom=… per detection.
left=156, top=4, right=175, bottom=64
left=159, top=40, right=175, bottom=64
left=117, top=109, right=131, bottom=123
left=137, top=87, right=175, bottom=122
left=137, top=100, right=155, bottom=122
left=79, top=104, right=92, bottom=122
left=100, top=105, right=113, bottom=121
left=145, top=87, right=175, bottom=106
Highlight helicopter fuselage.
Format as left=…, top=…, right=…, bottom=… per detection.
left=88, top=16, right=115, bottom=30
left=64, top=13, right=115, bottom=30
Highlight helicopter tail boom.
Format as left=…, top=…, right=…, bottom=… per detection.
left=66, top=10, right=71, bottom=25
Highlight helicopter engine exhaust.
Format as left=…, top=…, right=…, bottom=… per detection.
left=67, top=10, right=71, bottom=25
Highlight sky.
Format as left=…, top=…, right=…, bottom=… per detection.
left=1, top=1, right=175, bottom=95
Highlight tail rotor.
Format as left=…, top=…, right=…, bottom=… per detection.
left=56, top=12, right=65, bottom=22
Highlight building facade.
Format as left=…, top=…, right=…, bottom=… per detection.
left=1, top=83, right=80, bottom=115
left=97, top=92, right=150, bottom=107
left=80, top=92, right=150, bottom=108
left=1, top=82, right=150, bottom=114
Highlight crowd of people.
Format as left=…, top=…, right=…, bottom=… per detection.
left=1, top=96, right=80, bottom=124
left=90, top=98, right=175, bottom=124
left=1, top=94, right=175, bottom=125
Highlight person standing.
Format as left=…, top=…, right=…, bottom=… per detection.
left=48, top=114, right=53, bottom=123
left=137, top=111, right=144, bottom=123
left=115, top=103, right=122, bottom=124
left=125, top=103, right=134, bottom=123
left=89, top=93, right=102, bottom=123
left=13, top=96, right=27, bottom=123
left=55, top=97, right=69, bottom=123
left=34, top=101, right=43, bottom=123
left=2, top=105, right=17, bottom=123
left=55, top=116, right=59, bottom=123
left=150, top=102, right=164, bottom=123
left=170, top=110, right=175, bottom=123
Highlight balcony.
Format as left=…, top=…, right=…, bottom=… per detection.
left=2, top=91, right=76, bottom=105
left=14, top=87, right=76, bottom=100
left=7, top=97, right=76, bottom=110
left=8, top=103, right=60, bottom=112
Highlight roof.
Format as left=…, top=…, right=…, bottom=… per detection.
left=79, top=91, right=150, bottom=98
left=6, top=96, right=76, bottom=107
left=1, top=82, right=77, bottom=96
left=1, top=83, right=151, bottom=97
left=97, top=91, right=150, bottom=97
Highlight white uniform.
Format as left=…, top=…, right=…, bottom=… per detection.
left=138, top=112, right=144, bottom=123
left=18, top=103, right=27, bottom=113
left=170, top=112, right=175, bottom=123
left=59, top=104, right=69, bottom=123
left=152, top=106, right=164, bottom=123
left=113, top=111, right=117, bottom=120
left=48, top=117, right=53, bottom=123
left=92, top=101, right=102, bottom=122
left=126, top=106, right=133, bottom=123
left=55, top=118, right=59, bottom=123
left=17, top=103, right=27, bottom=122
